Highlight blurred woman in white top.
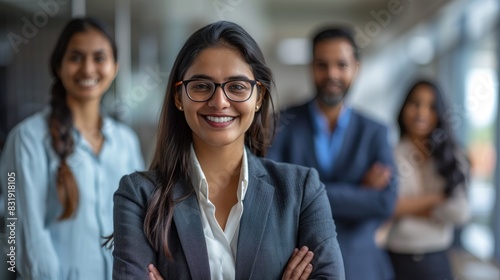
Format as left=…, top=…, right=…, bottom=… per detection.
left=386, top=80, right=469, bottom=280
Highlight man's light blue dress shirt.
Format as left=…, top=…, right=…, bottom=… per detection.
left=309, top=102, right=352, bottom=174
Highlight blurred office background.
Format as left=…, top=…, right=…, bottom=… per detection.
left=0, top=0, right=499, bottom=279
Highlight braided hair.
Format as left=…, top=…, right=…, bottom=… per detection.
left=48, top=17, right=117, bottom=219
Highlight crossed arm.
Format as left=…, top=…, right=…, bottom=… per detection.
left=147, top=247, right=316, bottom=280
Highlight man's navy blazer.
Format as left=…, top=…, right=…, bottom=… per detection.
left=267, top=101, right=397, bottom=280
left=112, top=151, right=345, bottom=279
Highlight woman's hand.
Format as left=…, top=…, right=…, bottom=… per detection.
left=148, top=264, right=164, bottom=280
left=281, top=246, right=314, bottom=280
left=395, top=193, right=445, bottom=218
left=413, top=193, right=445, bottom=218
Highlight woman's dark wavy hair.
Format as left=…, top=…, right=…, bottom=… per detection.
left=144, top=21, right=276, bottom=259
left=397, top=80, right=467, bottom=196
left=49, top=17, right=117, bottom=219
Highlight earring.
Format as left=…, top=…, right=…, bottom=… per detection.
left=179, top=106, right=183, bottom=111
left=255, top=106, right=259, bottom=111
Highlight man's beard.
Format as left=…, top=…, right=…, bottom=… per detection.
left=315, top=80, right=349, bottom=107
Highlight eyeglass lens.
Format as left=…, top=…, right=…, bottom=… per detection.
left=186, top=80, right=253, bottom=101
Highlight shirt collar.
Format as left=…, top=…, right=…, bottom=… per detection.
left=70, top=115, right=115, bottom=152
left=42, top=106, right=115, bottom=146
left=43, top=106, right=116, bottom=151
left=308, top=101, right=352, bottom=134
left=100, top=116, right=114, bottom=144
left=189, top=144, right=249, bottom=202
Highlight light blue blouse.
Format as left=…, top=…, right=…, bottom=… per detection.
left=0, top=108, right=144, bottom=280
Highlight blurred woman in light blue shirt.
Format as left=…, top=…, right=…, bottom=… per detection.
left=0, top=17, right=144, bottom=280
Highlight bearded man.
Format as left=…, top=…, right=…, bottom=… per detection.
left=268, top=26, right=397, bottom=280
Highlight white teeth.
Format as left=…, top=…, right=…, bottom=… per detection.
left=206, top=116, right=235, bottom=123
left=78, top=79, right=98, bottom=86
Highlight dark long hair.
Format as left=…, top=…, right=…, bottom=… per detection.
left=145, top=21, right=276, bottom=259
left=49, top=17, right=118, bottom=219
left=312, top=26, right=360, bottom=61
left=397, top=80, right=467, bottom=196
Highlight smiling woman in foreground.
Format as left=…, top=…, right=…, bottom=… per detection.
left=112, top=21, right=345, bottom=280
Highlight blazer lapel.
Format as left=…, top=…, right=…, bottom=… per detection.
left=172, top=185, right=211, bottom=280
left=235, top=154, right=275, bottom=279
left=303, top=106, right=321, bottom=169
left=300, top=102, right=323, bottom=175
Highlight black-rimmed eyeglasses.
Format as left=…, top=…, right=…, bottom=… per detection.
left=175, top=79, right=262, bottom=102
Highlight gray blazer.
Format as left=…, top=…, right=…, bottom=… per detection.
left=112, top=152, right=345, bottom=280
